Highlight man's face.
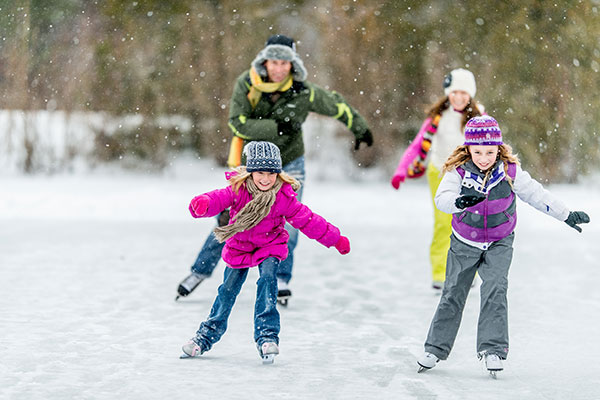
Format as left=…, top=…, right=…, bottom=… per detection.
left=265, top=59, right=292, bottom=83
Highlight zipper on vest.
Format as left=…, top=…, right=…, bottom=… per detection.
left=483, top=194, right=489, bottom=243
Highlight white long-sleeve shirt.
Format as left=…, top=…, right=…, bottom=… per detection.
left=435, top=164, right=570, bottom=249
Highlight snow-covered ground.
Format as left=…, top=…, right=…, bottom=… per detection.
left=1, top=158, right=599, bottom=400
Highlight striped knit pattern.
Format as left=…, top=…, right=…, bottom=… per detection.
left=464, top=115, right=503, bottom=146
left=408, top=114, right=441, bottom=178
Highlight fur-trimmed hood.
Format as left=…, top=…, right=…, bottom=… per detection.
left=251, top=43, right=307, bottom=82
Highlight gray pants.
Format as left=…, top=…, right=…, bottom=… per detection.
left=424, top=233, right=514, bottom=360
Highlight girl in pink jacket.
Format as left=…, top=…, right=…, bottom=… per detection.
left=181, top=141, right=350, bottom=364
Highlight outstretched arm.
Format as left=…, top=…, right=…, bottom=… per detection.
left=390, top=117, right=431, bottom=189
left=189, top=187, right=235, bottom=219
left=513, top=165, right=590, bottom=232
left=284, top=196, right=349, bottom=254
left=307, top=82, right=372, bottom=150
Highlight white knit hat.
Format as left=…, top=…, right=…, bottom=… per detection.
left=443, top=68, right=476, bottom=98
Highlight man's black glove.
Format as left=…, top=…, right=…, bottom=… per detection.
left=354, top=129, right=373, bottom=150
left=564, top=211, right=590, bottom=233
left=277, top=121, right=295, bottom=136
left=455, top=195, right=486, bottom=209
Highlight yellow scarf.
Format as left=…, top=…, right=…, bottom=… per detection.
left=247, top=66, right=293, bottom=109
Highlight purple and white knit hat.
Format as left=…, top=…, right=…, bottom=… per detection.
left=464, top=115, right=503, bottom=146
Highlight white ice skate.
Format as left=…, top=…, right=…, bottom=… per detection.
left=417, top=352, right=439, bottom=372
left=180, top=339, right=205, bottom=359
left=483, top=353, right=503, bottom=378
left=258, top=341, right=279, bottom=364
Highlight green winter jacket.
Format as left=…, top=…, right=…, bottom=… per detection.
left=227, top=70, right=371, bottom=166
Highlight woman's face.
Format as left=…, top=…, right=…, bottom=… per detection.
left=252, top=171, right=278, bottom=191
left=469, top=145, right=499, bottom=171
left=264, top=59, right=292, bottom=83
left=448, top=90, right=471, bottom=111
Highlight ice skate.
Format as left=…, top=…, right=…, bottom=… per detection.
left=180, top=338, right=205, bottom=359
left=258, top=341, right=279, bottom=364
left=481, top=353, right=503, bottom=378
left=417, top=352, right=439, bottom=372
left=277, top=279, right=291, bottom=307
left=175, top=272, right=207, bottom=301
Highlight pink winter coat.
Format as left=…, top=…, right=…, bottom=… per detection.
left=196, top=174, right=341, bottom=269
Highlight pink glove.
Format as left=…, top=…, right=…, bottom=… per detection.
left=334, top=236, right=351, bottom=255
left=189, top=195, right=209, bottom=218
left=391, top=173, right=406, bottom=190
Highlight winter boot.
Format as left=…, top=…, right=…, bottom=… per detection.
left=258, top=341, right=279, bottom=364
left=175, top=272, right=208, bottom=300
left=277, top=279, right=292, bottom=307
left=180, top=338, right=205, bottom=359
left=417, top=352, right=440, bottom=372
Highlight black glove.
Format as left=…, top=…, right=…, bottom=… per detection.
left=564, top=211, right=590, bottom=233
left=277, top=121, right=295, bottom=136
left=354, top=129, right=373, bottom=150
left=455, top=195, right=486, bottom=209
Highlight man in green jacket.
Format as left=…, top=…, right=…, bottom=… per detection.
left=176, top=34, right=373, bottom=305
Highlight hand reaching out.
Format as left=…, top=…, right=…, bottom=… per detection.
left=189, top=195, right=209, bottom=218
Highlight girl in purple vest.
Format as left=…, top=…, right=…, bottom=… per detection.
left=181, top=141, right=350, bottom=364
left=417, top=115, right=590, bottom=376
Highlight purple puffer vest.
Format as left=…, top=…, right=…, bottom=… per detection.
left=452, top=160, right=517, bottom=243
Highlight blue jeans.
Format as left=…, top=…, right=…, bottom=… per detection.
left=194, top=257, right=280, bottom=350
left=191, top=156, right=305, bottom=284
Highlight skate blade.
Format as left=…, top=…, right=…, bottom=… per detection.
left=417, top=364, right=432, bottom=373
left=175, top=295, right=181, bottom=301
left=489, top=370, right=498, bottom=379
left=180, top=353, right=193, bottom=359
left=277, top=297, right=290, bottom=307
left=262, top=354, right=276, bottom=364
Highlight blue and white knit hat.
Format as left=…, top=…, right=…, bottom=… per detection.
left=464, top=115, right=503, bottom=146
left=244, top=141, right=282, bottom=173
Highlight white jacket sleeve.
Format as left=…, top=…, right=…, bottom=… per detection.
left=512, top=165, right=570, bottom=221
left=434, top=169, right=463, bottom=214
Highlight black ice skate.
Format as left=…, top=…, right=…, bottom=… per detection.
left=175, top=272, right=207, bottom=301
left=277, top=280, right=291, bottom=307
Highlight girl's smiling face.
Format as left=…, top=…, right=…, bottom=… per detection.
left=469, top=145, right=499, bottom=171
left=252, top=171, right=278, bottom=191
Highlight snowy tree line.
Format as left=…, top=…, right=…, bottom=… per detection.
left=0, top=0, right=598, bottom=181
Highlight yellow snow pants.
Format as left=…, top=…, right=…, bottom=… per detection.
left=426, top=165, right=452, bottom=283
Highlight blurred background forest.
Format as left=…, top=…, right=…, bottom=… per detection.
left=0, top=0, right=599, bottom=182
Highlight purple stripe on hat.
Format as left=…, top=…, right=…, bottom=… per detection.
left=464, top=115, right=503, bottom=146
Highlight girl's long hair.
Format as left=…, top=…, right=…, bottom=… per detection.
left=427, top=96, right=482, bottom=129
left=228, top=166, right=300, bottom=193
left=442, top=144, right=520, bottom=186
